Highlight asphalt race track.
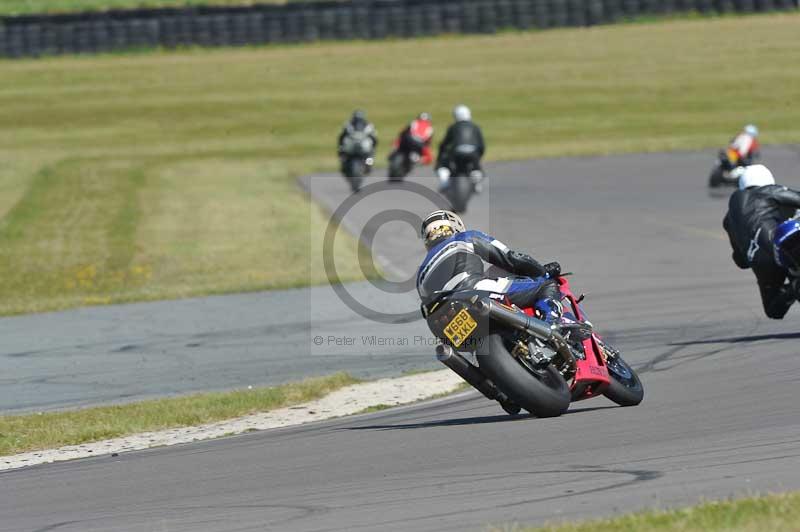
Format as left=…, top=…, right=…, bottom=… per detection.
left=3, top=146, right=800, bottom=531
left=0, top=284, right=439, bottom=414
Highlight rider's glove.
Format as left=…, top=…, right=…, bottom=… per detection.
left=543, top=261, right=561, bottom=279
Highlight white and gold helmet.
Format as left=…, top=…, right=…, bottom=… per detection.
left=421, top=210, right=466, bottom=250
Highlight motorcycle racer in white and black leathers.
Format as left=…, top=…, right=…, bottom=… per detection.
left=436, top=105, right=486, bottom=192
left=723, top=165, right=800, bottom=319
left=417, top=210, right=563, bottom=323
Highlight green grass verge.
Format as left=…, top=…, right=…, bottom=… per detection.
left=401, top=367, right=442, bottom=376
left=508, top=491, right=800, bottom=532
left=0, top=372, right=359, bottom=456
left=357, top=403, right=394, bottom=414
left=1, top=13, right=799, bottom=315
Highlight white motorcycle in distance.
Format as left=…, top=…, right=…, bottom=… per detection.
left=340, top=131, right=375, bottom=193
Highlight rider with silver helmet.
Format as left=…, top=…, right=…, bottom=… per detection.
left=723, top=164, right=800, bottom=318
left=417, top=210, right=563, bottom=323
left=436, top=105, right=486, bottom=193
left=338, top=110, right=377, bottom=165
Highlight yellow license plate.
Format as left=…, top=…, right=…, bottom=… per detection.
left=443, top=308, right=478, bottom=348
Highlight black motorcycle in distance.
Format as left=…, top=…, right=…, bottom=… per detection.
left=708, top=147, right=755, bottom=188
left=441, top=145, right=482, bottom=213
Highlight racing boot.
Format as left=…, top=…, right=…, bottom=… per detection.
left=436, top=167, right=451, bottom=193
left=790, top=273, right=800, bottom=299
left=498, top=398, right=521, bottom=415
left=765, top=284, right=796, bottom=320
left=470, top=169, right=485, bottom=194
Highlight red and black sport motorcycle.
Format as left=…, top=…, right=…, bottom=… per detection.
left=387, top=118, right=434, bottom=181
left=423, top=274, right=643, bottom=417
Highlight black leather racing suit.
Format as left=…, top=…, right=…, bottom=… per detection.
left=436, top=121, right=485, bottom=173
left=417, top=230, right=561, bottom=322
left=723, top=184, right=800, bottom=319
left=337, top=119, right=377, bottom=154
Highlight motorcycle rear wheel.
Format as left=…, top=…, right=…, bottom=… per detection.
left=388, top=151, right=408, bottom=181
left=476, top=333, right=570, bottom=418
left=447, top=174, right=473, bottom=213
left=603, top=353, right=644, bottom=406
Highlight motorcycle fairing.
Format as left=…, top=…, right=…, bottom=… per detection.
left=556, top=277, right=610, bottom=400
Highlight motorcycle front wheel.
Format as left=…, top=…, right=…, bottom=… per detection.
left=603, top=352, right=644, bottom=406
left=344, top=159, right=365, bottom=192
left=388, top=151, right=408, bottom=181
left=476, top=333, right=570, bottom=417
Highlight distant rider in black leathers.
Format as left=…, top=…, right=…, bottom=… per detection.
left=436, top=105, right=486, bottom=192
left=337, top=110, right=377, bottom=168
left=723, top=164, right=800, bottom=319
left=417, top=210, right=563, bottom=323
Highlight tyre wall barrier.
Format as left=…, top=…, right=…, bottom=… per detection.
left=0, top=0, right=797, bottom=58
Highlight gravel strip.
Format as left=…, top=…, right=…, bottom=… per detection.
left=1, top=369, right=464, bottom=471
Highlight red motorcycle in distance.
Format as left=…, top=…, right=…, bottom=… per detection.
left=387, top=114, right=434, bottom=181
left=424, top=274, right=643, bottom=417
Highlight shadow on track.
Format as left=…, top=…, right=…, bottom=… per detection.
left=345, top=405, right=617, bottom=431
left=669, top=331, right=800, bottom=346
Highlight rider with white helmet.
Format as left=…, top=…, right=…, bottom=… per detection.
left=723, top=164, right=800, bottom=318
left=417, top=210, right=563, bottom=323
left=737, top=163, right=774, bottom=190
left=436, top=105, right=486, bottom=193
left=453, top=104, right=472, bottom=122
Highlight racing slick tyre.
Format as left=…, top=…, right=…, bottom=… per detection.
left=347, top=175, right=363, bottom=193
left=708, top=165, right=724, bottom=188
left=603, top=353, right=644, bottom=406
left=476, top=333, right=571, bottom=417
left=447, top=174, right=473, bottom=213
left=344, top=159, right=365, bottom=193
left=388, top=151, right=408, bottom=181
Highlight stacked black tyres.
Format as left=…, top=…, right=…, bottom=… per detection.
left=0, top=0, right=796, bottom=58
left=511, top=0, right=534, bottom=29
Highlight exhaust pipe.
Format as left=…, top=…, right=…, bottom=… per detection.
left=436, top=344, right=509, bottom=403
left=474, top=298, right=575, bottom=366
left=475, top=298, right=554, bottom=340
